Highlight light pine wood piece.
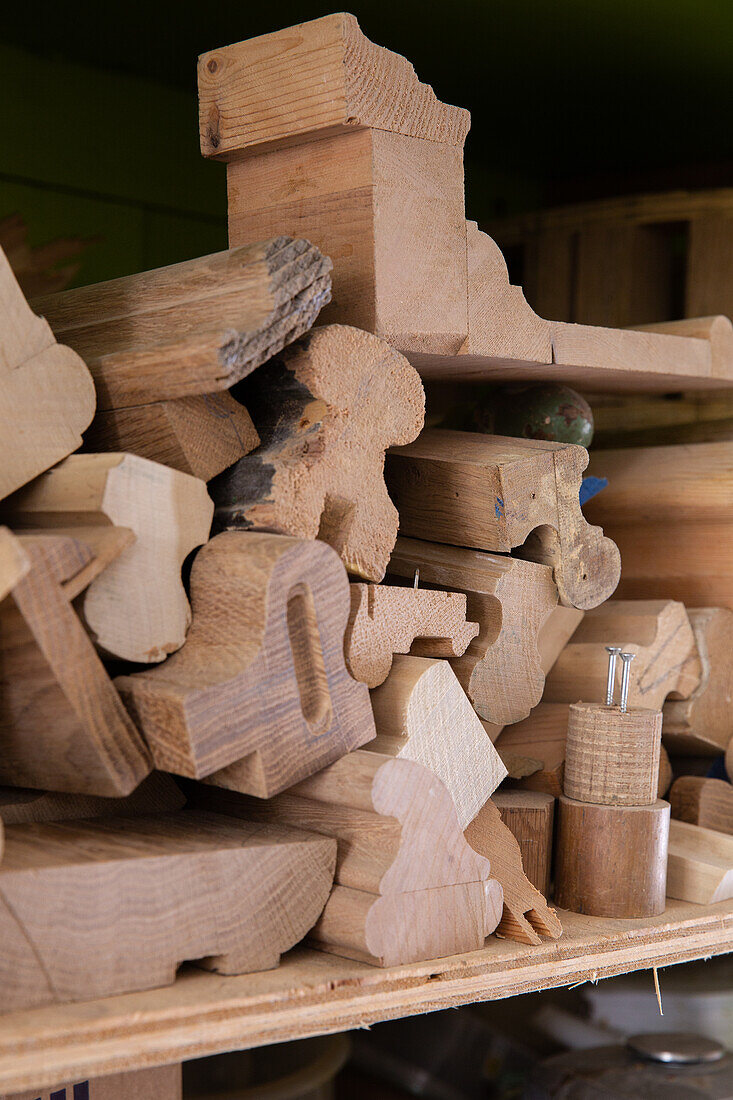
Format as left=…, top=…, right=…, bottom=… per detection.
left=0, top=773, right=184, bottom=826
left=3, top=1063, right=181, bottom=1100
left=555, top=797, right=670, bottom=917
left=193, top=750, right=503, bottom=967
left=667, top=818, right=733, bottom=904
left=117, top=532, right=375, bottom=796
left=210, top=325, right=424, bottom=582
left=545, top=599, right=699, bottom=711
left=493, top=791, right=555, bottom=897
left=0, top=245, right=95, bottom=501
left=344, top=582, right=478, bottom=687
left=0, top=811, right=336, bottom=1013
left=465, top=798, right=562, bottom=946
left=663, top=608, right=733, bottom=754
left=368, top=655, right=507, bottom=828
left=386, top=430, right=620, bottom=610
left=388, top=537, right=557, bottom=725
left=0, top=533, right=151, bottom=797
left=33, top=239, right=332, bottom=410
left=83, top=393, right=260, bottom=481
left=5, top=453, right=213, bottom=663
left=564, top=702, right=662, bottom=806
left=670, top=777, right=733, bottom=836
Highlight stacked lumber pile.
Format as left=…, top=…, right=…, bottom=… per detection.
left=1, top=11, right=733, bottom=1027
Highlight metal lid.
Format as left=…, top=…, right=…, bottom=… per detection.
left=627, top=1032, right=726, bottom=1065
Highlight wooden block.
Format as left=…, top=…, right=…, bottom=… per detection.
left=554, top=797, right=670, bottom=917
left=0, top=533, right=151, bottom=797
left=5, top=453, right=214, bottom=663
left=368, top=655, right=507, bottom=828
left=0, top=527, right=30, bottom=600
left=210, top=325, right=424, bottom=582
left=32, top=238, right=332, bottom=411
left=686, top=215, right=733, bottom=319
left=564, top=702, right=662, bottom=806
left=632, top=316, right=733, bottom=383
left=117, top=532, right=375, bottom=797
left=667, top=818, right=733, bottom=904
left=658, top=744, right=673, bottom=797
left=465, top=798, right=562, bottom=945
left=663, top=608, right=733, bottom=754
left=386, top=430, right=620, bottom=610
left=496, top=704, right=568, bottom=798
left=492, top=791, right=555, bottom=898
left=670, top=776, right=733, bottom=836
left=0, top=245, right=95, bottom=501
left=0, top=773, right=185, bottom=825
left=0, top=811, right=336, bottom=1012
left=545, top=599, right=699, bottom=711
left=83, top=393, right=260, bottom=481
left=537, top=605, right=585, bottom=675
left=387, top=537, right=557, bottom=724
left=193, top=750, right=503, bottom=967
left=3, top=1064, right=181, bottom=1100
left=344, top=582, right=478, bottom=688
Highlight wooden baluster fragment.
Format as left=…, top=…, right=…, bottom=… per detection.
left=5, top=453, right=213, bottom=663
left=388, top=537, right=558, bottom=724
left=117, top=532, right=375, bottom=796
left=210, top=325, right=424, bottom=581
left=344, top=581, right=478, bottom=687
left=0, top=812, right=336, bottom=1012
left=663, top=608, right=733, bottom=754
left=0, top=773, right=184, bottom=825
left=193, top=750, right=503, bottom=967
left=0, top=532, right=151, bottom=796
left=670, top=776, right=733, bottom=836
left=0, top=245, right=95, bottom=501
left=492, top=791, right=555, bottom=897
left=386, top=430, right=620, bottom=609
left=666, top=818, right=733, bottom=903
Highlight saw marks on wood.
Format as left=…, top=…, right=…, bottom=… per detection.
left=210, top=324, right=424, bottom=582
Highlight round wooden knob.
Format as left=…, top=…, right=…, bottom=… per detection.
left=564, top=701, right=662, bottom=806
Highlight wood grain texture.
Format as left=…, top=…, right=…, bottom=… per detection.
left=83, top=393, right=260, bottom=481
left=670, top=777, right=733, bottom=836
left=117, top=532, right=375, bottom=797
left=663, top=608, right=733, bottom=754
left=33, top=239, right=332, bottom=410
left=0, top=533, right=151, bottom=797
left=210, top=325, right=424, bottom=582
left=496, top=704, right=569, bottom=798
left=386, top=430, right=620, bottom=610
left=555, top=797, right=670, bottom=918
left=5, top=453, right=213, bottom=663
left=0, top=773, right=185, bottom=826
left=493, top=791, right=555, bottom=897
left=0, top=245, right=95, bottom=501
left=563, top=702, right=662, bottom=806
left=191, top=750, right=503, bottom=967
left=0, top=811, right=336, bottom=1013
left=344, top=582, right=478, bottom=688
left=368, top=655, right=507, bottom=828
left=466, top=797, right=561, bottom=946
left=667, top=818, right=733, bottom=904
left=388, top=537, right=557, bottom=725
left=0, top=528, right=29, bottom=600
left=3, top=1064, right=181, bottom=1100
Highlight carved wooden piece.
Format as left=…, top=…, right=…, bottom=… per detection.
left=117, top=532, right=375, bottom=796
left=564, top=702, right=662, bottom=806
left=493, top=791, right=555, bottom=897
left=5, top=453, right=213, bottom=663
left=0, top=533, right=151, bottom=797
left=193, top=750, right=503, bottom=967
left=210, top=325, right=424, bottom=582
left=666, top=818, right=733, bottom=904
left=368, top=655, right=507, bottom=828
left=0, top=773, right=185, bottom=826
left=0, top=812, right=336, bottom=1013
left=386, top=430, right=620, bottom=610
left=663, top=608, right=733, bottom=754
left=496, top=704, right=568, bottom=798
left=344, top=582, right=478, bottom=687
left=388, top=537, right=557, bottom=724
left=83, top=393, right=260, bottom=481
left=33, top=239, right=332, bottom=410
left=545, top=599, right=699, bottom=711
left=670, top=777, right=733, bottom=836
left=554, top=797, right=670, bottom=917
left=0, top=528, right=29, bottom=601
left=465, top=798, right=562, bottom=945
left=0, top=246, right=95, bottom=501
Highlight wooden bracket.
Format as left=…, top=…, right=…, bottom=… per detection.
left=5, top=453, right=214, bottom=663
left=663, top=608, right=733, bottom=754
left=209, top=324, right=424, bottom=581
left=117, top=532, right=375, bottom=796
left=0, top=812, right=336, bottom=1012
left=344, top=581, right=478, bottom=687
left=386, top=430, right=620, bottom=610
left=667, top=818, right=733, bottom=904
left=670, top=776, right=733, bottom=836
left=388, top=536, right=558, bottom=724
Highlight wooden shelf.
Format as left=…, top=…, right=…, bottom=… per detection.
left=3, top=898, right=733, bottom=1094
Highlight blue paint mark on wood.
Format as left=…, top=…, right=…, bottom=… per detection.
left=495, top=496, right=505, bottom=519
left=579, top=476, right=608, bottom=507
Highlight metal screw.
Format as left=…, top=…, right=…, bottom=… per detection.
left=605, top=646, right=622, bottom=706
left=619, top=652, right=636, bottom=712
left=413, top=568, right=420, bottom=589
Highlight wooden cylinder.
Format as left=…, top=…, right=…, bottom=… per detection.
left=564, top=702, right=662, bottom=806
left=554, top=796, right=670, bottom=917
